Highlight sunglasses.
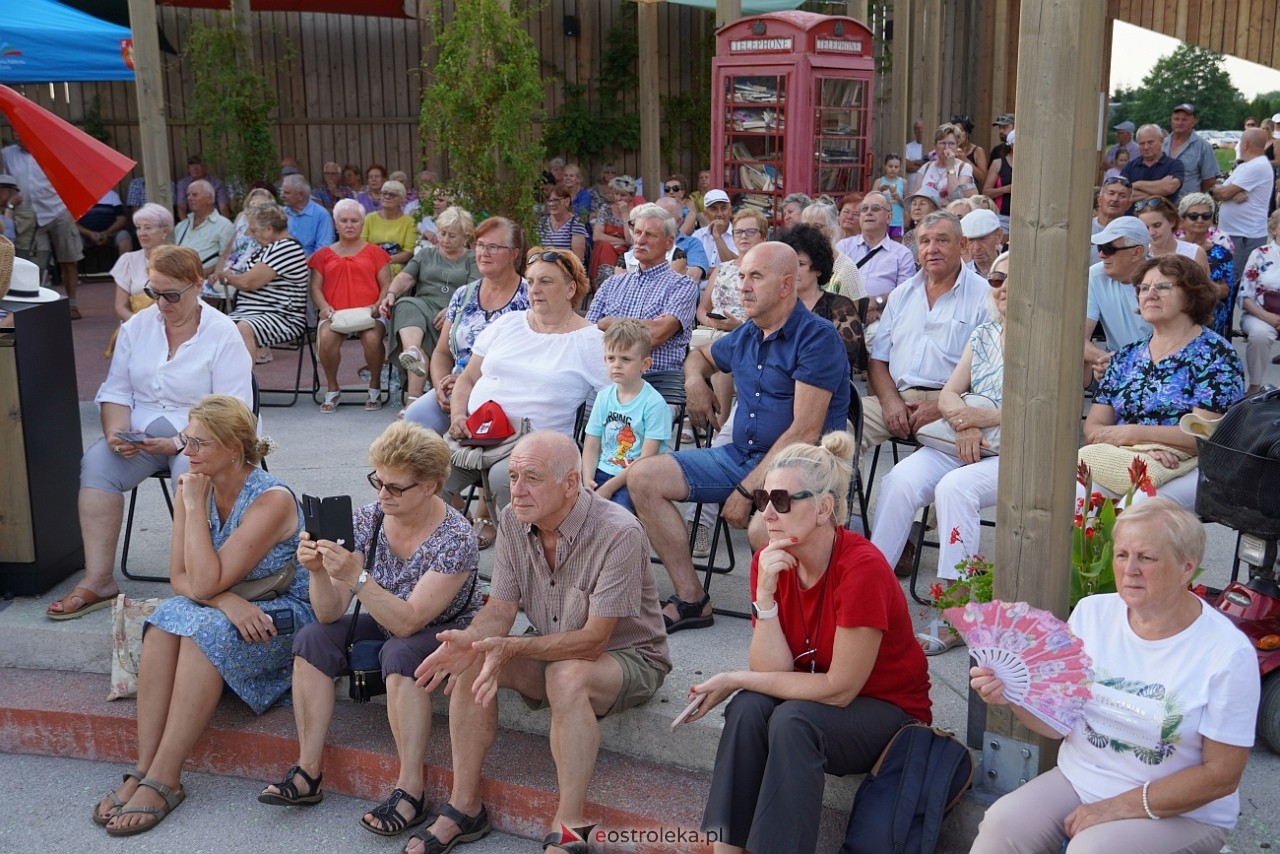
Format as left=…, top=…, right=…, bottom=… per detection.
left=751, top=488, right=815, bottom=513
left=1102, top=175, right=1132, bottom=188
left=144, top=282, right=199, bottom=303
left=367, top=471, right=420, bottom=497
left=528, top=249, right=577, bottom=276
left=1132, top=198, right=1165, bottom=213
left=859, top=204, right=889, bottom=213
left=950, top=114, right=971, bottom=123
left=987, top=272, right=1008, bottom=286
left=1183, top=211, right=1214, bottom=221
left=663, top=184, right=682, bottom=193
left=1096, top=241, right=1142, bottom=257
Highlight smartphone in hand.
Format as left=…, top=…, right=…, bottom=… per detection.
left=302, top=494, right=355, bottom=548
left=670, top=695, right=704, bottom=731
left=115, top=431, right=148, bottom=443
left=265, top=608, right=295, bottom=636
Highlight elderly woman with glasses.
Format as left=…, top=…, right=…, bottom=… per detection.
left=1176, top=193, right=1236, bottom=337
left=917, top=123, right=975, bottom=202
left=92, top=395, right=312, bottom=836
left=104, top=202, right=175, bottom=358
left=355, top=164, right=388, bottom=213
left=686, top=432, right=932, bottom=854
left=260, top=420, right=481, bottom=838
left=47, top=246, right=253, bottom=620
left=800, top=201, right=866, bottom=301
left=1080, top=254, right=1244, bottom=510
left=536, top=185, right=589, bottom=262
left=224, top=204, right=310, bottom=359
left=361, top=179, right=417, bottom=276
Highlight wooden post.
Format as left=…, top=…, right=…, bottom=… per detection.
left=991, top=0, right=1012, bottom=123
left=715, top=0, right=741, bottom=31
left=637, top=1, right=662, bottom=203
left=988, top=0, right=1106, bottom=772
left=127, top=0, right=170, bottom=209
left=919, top=0, right=942, bottom=132
left=892, top=0, right=914, bottom=174
left=846, top=1, right=869, bottom=20
left=230, top=0, right=254, bottom=66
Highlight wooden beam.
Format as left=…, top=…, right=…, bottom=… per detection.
left=638, top=1, right=662, bottom=203
left=127, top=0, right=171, bottom=209
left=892, top=0, right=914, bottom=163
left=990, top=0, right=1107, bottom=771
left=846, top=0, right=869, bottom=20
left=992, top=0, right=1011, bottom=124
left=715, top=0, right=741, bottom=30
left=920, top=0, right=943, bottom=132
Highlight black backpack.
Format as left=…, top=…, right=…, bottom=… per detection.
left=841, top=722, right=975, bottom=854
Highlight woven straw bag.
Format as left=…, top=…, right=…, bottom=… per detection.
left=0, top=234, right=14, bottom=299
left=1077, top=442, right=1197, bottom=494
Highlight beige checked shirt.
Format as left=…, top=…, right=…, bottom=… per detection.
left=491, top=489, right=671, bottom=673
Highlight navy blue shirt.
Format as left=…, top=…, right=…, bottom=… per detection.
left=710, top=300, right=851, bottom=465
left=1120, top=153, right=1185, bottom=207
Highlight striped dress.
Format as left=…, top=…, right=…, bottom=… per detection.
left=229, top=237, right=309, bottom=347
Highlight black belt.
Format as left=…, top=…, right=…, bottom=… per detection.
left=904, top=386, right=943, bottom=392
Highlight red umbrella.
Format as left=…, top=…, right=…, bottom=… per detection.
left=0, top=85, right=136, bottom=220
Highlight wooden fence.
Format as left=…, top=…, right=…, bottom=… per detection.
left=2, top=1, right=715, bottom=199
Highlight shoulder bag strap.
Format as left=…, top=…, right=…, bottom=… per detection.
left=855, top=244, right=885, bottom=269
left=343, top=510, right=384, bottom=649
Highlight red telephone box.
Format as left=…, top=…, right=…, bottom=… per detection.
left=711, top=12, right=875, bottom=224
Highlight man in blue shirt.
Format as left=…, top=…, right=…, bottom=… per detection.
left=1120, top=124, right=1184, bottom=210
left=1084, top=216, right=1152, bottom=386
left=281, top=174, right=335, bottom=257
left=627, top=242, right=850, bottom=632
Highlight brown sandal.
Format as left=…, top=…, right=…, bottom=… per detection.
left=472, top=518, right=497, bottom=551
left=47, top=586, right=114, bottom=621
left=93, top=767, right=144, bottom=826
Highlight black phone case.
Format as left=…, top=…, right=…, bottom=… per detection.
left=266, top=608, right=295, bottom=635
left=302, top=494, right=355, bottom=547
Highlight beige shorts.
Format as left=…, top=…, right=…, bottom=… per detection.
left=35, top=211, right=84, bottom=263
left=519, top=647, right=666, bottom=717
left=689, top=326, right=729, bottom=350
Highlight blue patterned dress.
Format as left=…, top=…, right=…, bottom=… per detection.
left=147, top=468, right=313, bottom=714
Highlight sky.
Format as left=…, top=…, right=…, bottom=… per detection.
left=1108, top=20, right=1280, bottom=106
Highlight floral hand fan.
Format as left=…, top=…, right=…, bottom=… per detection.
left=943, top=599, right=1094, bottom=736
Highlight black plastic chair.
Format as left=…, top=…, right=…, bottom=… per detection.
left=259, top=327, right=320, bottom=408
left=907, top=505, right=997, bottom=606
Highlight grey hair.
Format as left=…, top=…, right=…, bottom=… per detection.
left=800, top=202, right=840, bottom=242
left=1177, top=192, right=1216, bottom=218
left=1137, top=123, right=1166, bottom=140
left=380, top=179, right=406, bottom=199
left=549, top=156, right=567, bottom=170
left=282, top=173, right=311, bottom=194
left=435, top=205, right=475, bottom=238
left=630, top=202, right=676, bottom=238
left=133, top=202, right=174, bottom=231
left=609, top=174, right=637, bottom=194
left=782, top=192, right=813, bottom=211
left=919, top=210, right=963, bottom=237
left=768, top=432, right=857, bottom=525
left=332, top=198, right=364, bottom=220
left=187, top=179, right=214, bottom=198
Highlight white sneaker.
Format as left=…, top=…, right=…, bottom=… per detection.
left=686, top=521, right=713, bottom=558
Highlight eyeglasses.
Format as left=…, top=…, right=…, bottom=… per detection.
left=1102, top=176, right=1132, bottom=188
left=367, top=471, right=421, bottom=497
left=734, top=227, right=761, bottom=238
left=751, top=488, right=815, bottom=513
left=1183, top=211, right=1214, bottom=221
left=663, top=184, right=682, bottom=193
left=1132, top=198, right=1166, bottom=213
left=177, top=432, right=212, bottom=452
left=858, top=204, right=889, bottom=213
left=1096, top=242, right=1142, bottom=257
left=950, top=114, right=971, bottom=124
left=987, top=272, right=1008, bottom=286
left=379, top=191, right=401, bottom=198
left=474, top=242, right=513, bottom=255
left=143, top=282, right=199, bottom=303
left=1135, top=281, right=1176, bottom=296
left=794, top=648, right=819, bottom=673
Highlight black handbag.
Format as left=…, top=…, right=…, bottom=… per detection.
left=342, top=512, right=480, bottom=703
left=345, top=513, right=387, bottom=703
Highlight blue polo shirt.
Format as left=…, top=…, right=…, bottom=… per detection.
left=1120, top=153, right=1184, bottom=206
left=286, top=199, right=336, bottom=257
left=675, top=233, right=710, bottom=278
left=710, top=300, right=851, bottom=465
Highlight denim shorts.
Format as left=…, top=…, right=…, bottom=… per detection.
left=672, top=445, right=762, bottom=505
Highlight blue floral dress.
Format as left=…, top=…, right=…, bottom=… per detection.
left=1096, top=329, right=1244, bottom=425
left=1206, top=242, right=1236, bottom=337
left=147, top=468, right=313, bottom=714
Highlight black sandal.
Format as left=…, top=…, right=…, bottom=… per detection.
left=663, top=592, right=713, bottom=633
left=258, top=764, right=324, bottom=806
left=404, top=803, right=491, bottom=853
left=542, top=830, right=589, bottom=854
left=362, top=787, right=428, bottom=837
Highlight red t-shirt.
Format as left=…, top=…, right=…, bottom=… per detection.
left=307, top=243, right=390, bottom=311
left=750, top=527, right=933, bottom=723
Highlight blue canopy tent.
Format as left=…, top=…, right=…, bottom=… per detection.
left=0, top=0, right=136, bottom=84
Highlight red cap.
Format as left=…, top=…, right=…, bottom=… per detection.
left=462, top=400, right=515, bottom=446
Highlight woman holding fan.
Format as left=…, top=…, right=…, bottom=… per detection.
left=969, top=499, right=1258, bottom=854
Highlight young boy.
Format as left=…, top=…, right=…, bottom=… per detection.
left=582, top=319, right=671, bottom=512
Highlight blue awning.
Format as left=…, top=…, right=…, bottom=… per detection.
left=0, top=0, right=136, bottom=83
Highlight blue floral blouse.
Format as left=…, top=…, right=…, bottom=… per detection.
left=1206, top=242, right=1236, bottom=338
left=1096, top=329, right=1244, bottom=426
left=443, top=278, right=530, bottom=372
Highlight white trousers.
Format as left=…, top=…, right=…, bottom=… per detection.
left=870, top=446, right=1000, bottom=580
left=1241, top=312, right=1278, bottom=387
left=1075, top=467, right=1197, bottom=513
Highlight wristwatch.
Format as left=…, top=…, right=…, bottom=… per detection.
left=751, top=599, right=779, bottom=620
left=351, top=570, right=369, bottom=594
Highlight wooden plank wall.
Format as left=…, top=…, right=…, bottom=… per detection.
left=1110, top=0, right=1280, bottom=68
left=0, top=1, right=712, bottom=200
